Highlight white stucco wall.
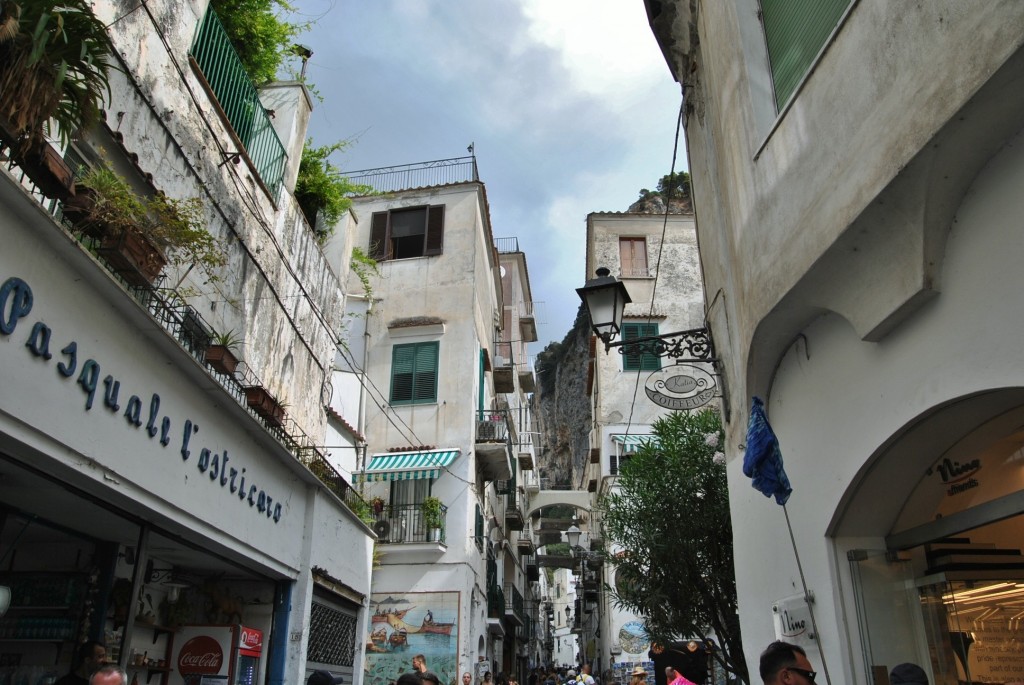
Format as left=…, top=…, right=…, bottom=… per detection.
left=728, top=129, right=1024, bottom=683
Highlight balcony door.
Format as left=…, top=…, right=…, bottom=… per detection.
left=390, top=479, right=430, bottom=542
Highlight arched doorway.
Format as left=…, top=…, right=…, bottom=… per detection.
left=833, top=389, right=1024, bottom=684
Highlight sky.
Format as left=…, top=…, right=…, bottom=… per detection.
left=291, top=0, right=686, bottom=352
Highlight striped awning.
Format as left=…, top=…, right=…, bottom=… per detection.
left=612, top=435, right=657, bottom=447
left=355, top=449, right=460, bottom=482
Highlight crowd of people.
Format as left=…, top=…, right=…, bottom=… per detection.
left=54, top=639, right=933, bottom=685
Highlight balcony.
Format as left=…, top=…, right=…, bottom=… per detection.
left=487, top=583, right=505, bottom=620
left=190, top=7, right=286, bottom=198
left=505, top=492, right=525, bottom=531
left=371, top=502, right=447, bottom=561
left=504, top=583, right=525, bottom=626
left=493, top=342, right=515, bottom=393
left=517, top=532, right=537, bottom=556
left=476, top=411, right=512, bottom=481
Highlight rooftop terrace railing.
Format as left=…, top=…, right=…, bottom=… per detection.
left=341, top=156, right=478, bottom=193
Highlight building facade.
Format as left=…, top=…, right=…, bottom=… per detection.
left=333, top=169, right=542, bottom=684
left=645, top=1, right=1024, bottom=683
left=0, top=1, right=373, bottom=685
left=579, top=212, right=711, bottom=680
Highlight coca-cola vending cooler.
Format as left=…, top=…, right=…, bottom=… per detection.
left=170, top=625, right=263, bottom=685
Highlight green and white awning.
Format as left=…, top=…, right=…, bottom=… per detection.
left=355, top=449, right=460, bottom=482
left=612, top=435, right=658, bottom=452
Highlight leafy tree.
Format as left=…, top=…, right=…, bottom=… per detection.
left=209, top=0, right=307, bottom=84
left=295, top=138, right=374, bottom=236
left=599, top=408, right=748, bottom=683
left=637, top=171, right=691, bottom=202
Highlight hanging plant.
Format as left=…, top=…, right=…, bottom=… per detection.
left=0, top=0, right=113, bottom=152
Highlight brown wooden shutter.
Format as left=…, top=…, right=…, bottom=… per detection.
left=369, top=212, right=389, bottom=261
left=424, top=205, right=445, bottom=256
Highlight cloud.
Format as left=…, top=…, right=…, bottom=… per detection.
left=520, top=0, right=668, bottom=105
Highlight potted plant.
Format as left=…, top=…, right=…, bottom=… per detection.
left=205, top=328, right=242, bottom=375
left=0, top=0, right=113, bottom=199
left=294, top=139, right=373, bottom=239
left=65, top=164, right=226, bottom=287
left=370, top=496, right=385, bottom=515
left=243, top=384, right=285, bottom=426
left=421, top=496, right=443, bottom=542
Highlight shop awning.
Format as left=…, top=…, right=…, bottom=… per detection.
left=612, top=435, right=658, bottom=453
left=355, top=449, right=461, bottom=482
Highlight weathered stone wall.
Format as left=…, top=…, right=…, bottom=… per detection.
left=535, top=305, right=592, bottom=488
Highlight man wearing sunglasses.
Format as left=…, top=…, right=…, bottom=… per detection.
left=759, top=641, right=818, bottom=684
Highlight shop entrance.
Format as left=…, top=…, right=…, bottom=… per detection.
left=842, top=391, right=1024, bottom=685
left=0, top=454, right=279, bottom=685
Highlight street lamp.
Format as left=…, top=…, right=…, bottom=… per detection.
left=575, top=267, right=631, bottom=347
left=576, top=268, right=718, bottom=362
left=564, top=524, right=582, bottom=550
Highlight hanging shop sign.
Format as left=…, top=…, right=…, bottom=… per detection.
left=0, top=276, right=284, bottom=524
left=644, top=364, right=717, bottom=410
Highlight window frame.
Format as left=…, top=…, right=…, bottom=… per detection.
left=619, top=237, right=649, bottom=278
left=621, top=322, right=662, bottom=372
left=368, top=204, right=445, bottom=261
left=389, top=341, right=440, bottom=405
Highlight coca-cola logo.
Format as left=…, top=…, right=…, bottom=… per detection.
left=178, top=636, right=224, bottom=674
left=239, top=627, right=262, bottom=651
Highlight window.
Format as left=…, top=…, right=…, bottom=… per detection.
left=622, top=323, right=661, bottom=371
left=369, top=205, right=445, bottom=261
left=390, top=341, right=439, bottom=405
left=761, top=0, right=853, bottom=108
left=619, top=237, right=648, bottom=277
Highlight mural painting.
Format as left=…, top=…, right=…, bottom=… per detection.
left=366, top=592, right=460, bottom=685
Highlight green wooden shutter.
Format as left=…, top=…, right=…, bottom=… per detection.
left=622, top=323, right=661, bottom=371
left=390, top=344, right=416, bottom=403
left=390, top=342, right=439, bottom=404
left=412, top=342, right=439, bottom=402
left=761, top=0, right=852, bottom=108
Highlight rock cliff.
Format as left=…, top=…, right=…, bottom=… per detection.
left=535, top=304, right=592, bottom=489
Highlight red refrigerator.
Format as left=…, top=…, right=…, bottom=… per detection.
left=170, top=625, right=264, bottom=685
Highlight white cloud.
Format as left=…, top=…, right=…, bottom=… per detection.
left=520, top=0, right=668, bottom=103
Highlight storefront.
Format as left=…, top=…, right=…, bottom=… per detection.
left=843, top=392, right=1024, bottom=685
left=0, top=181, right=372, bottom=685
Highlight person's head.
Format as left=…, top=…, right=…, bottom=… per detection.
left=420, top=672, right=440, bottom=685
left=89, top=666, right=125, bottom=685
left=413, top=655, right=427, bottom=672
left=397, top=674, right=422, bottom=685
left=664, top=668, right=675, bottom=681
left=889, top=663, right=928, bottom=685
left=581, top=666, right=591, bottom=676
left=307, top=672, right=344, bottom=685
left=759, top=641, right=815, bottom=685
left=463, top=674, right=472, bottom=685
left=484, top=672, right=492, bottom=683
left=75, top=641, right=107, bottom=676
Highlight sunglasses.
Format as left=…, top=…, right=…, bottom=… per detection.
left=787, top=668, right=816, bottom=683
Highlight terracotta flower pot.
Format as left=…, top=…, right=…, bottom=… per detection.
left=205, top=345, right=239, bottom=375
left=17, top=143, right=74, bottom=201
left=96, top=229, right=167, bottom=287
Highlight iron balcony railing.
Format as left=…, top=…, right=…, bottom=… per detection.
left=372, top=502, right=448, bottom=544
left=476, top=409, right=510, bottom=443
left=190, top=7, right=287, bottom=198
left=494, top=237, right=520, bottom=254
left=487, top=584, right=505, bottom=619
left=504, top=582, right=525, bottom=625
left=341, top=156, right=478, bottom=193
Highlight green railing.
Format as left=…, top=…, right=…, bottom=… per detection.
left=487, top=584, right=505, bottom=619
left=190, top=7, right=286, bottom=198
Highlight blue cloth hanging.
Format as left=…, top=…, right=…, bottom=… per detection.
left=742, top=396, right=793, bottom=505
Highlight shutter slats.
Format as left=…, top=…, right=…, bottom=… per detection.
left=390, top=342, right=439, bottom=404
left=761, top=0, right=852, bottom=108
left=425, top=205, right=445, bottom=256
